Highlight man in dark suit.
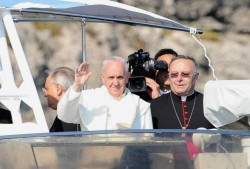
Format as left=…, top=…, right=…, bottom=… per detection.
left=43, top=67, right=80, bottom=132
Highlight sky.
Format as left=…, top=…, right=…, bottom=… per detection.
left=0, top=0, right=82, bottom=8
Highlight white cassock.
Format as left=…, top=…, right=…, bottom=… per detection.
left=57, top=85, right=153, bottom=130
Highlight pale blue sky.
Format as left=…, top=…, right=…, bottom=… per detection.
left=0, top=0, right=83, bottom=8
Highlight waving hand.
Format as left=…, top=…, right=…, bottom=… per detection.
left=73, top=61, right=92, bottom=92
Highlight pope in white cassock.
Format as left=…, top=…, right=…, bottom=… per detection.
left=57, top=56, right=153, bottom=130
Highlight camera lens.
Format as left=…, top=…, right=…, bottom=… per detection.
left=134, top=80, right=144, bottom=89
left=128, top=76, right=146, bottom=92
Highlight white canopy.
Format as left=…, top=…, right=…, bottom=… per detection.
left=0, top=0, right=203, bottom=34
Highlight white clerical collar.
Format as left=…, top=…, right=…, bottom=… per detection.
left=181, top=91, right=195, bottom=102
left=159, top=89, right=171, bottom=96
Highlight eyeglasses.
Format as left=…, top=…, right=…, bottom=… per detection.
left=169, top=72, right=197, bottom=79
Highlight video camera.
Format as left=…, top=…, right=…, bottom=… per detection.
left=127, top=49, right=167, bottom=94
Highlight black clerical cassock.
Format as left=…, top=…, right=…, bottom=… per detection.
left=150, top=91, right=214, bottom=129
left=150, top=91, right=215, bottom=163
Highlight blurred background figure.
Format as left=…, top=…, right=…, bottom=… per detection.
left=43, top=67, right=80, bottom=132
left=154, top=48, right=178, bottom=94
left=145, top=48, right=178, bottom=99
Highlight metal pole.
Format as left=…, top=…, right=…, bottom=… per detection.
left=81, top=18, right=87, bottom=62
left=81, top=18, right=87, bottom=90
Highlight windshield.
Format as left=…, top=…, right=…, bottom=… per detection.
left=0, top=129, right=248, bottom=169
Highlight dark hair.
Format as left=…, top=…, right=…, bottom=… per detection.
left=154, top=48, right=178, bottom=60
left=170, top=55, right=199, bottom=72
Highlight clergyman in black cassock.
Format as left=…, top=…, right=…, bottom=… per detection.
left=150, top=91, right=214, bottom=129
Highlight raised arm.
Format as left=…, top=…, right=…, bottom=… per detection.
left=73, top=61, right=92, bottom=92
left=57, top=61, right=92, bottom=123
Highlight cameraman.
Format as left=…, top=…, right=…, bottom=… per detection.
left=146, top=48, right=178, bottom=99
